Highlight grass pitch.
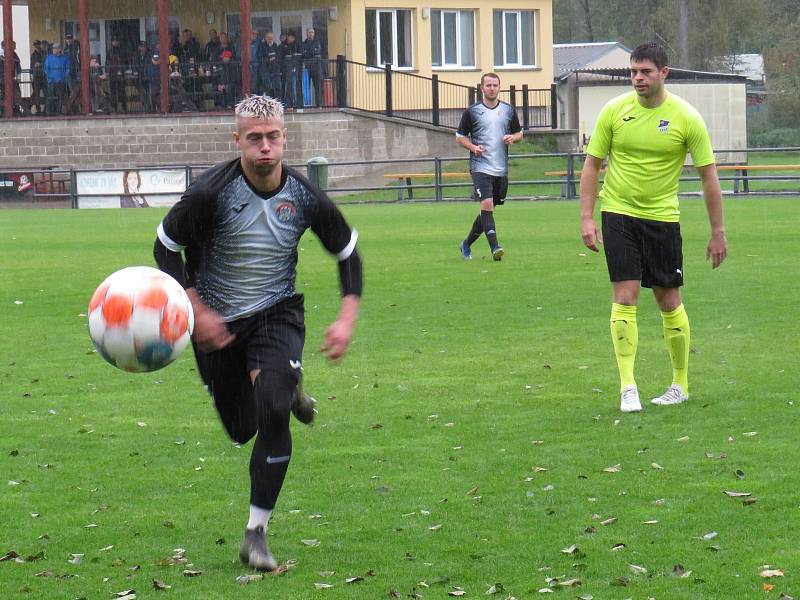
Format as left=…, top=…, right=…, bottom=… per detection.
left=1, top=198, right=798, bottom=599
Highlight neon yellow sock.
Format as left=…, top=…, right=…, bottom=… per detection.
left=661, top=304, right=690, bottom=393
left=610, top=303, right=638, bottom=391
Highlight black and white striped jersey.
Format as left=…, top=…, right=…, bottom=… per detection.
left=157, top=158, right=357, bottom=322
left=456, top=101, right=522, bottom=176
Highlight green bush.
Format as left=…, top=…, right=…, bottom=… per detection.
left=748, top=127, right=800, bottom=148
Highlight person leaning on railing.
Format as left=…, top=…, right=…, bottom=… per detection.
left=301, top=28, right=322, bottom=108
left=43, top=42, right=69, bottom=116
left=106, top=37, right=128, bottom=113
left=0, top=40, right=23, bottom=115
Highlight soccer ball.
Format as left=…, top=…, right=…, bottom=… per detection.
left=88, top=266, right=194, bottom=372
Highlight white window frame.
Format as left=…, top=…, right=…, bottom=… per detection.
left=431, top=9, right=475, bottom=70
left=367, top=8, right=413, bottom=70
left=495, top=9, right=537, bottom=69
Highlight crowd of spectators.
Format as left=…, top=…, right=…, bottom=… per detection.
left=1, top=27, right=328, bottom=116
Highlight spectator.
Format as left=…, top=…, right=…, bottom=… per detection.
left=168, top=29, right=181, bottom=58
left=203, top=29, right=221, bottom=63
left=31, top=40, right=47, bottom=114
left=301, top=28, right=323, bottom=107
left=249, top=29, right=264, bottom=95
left=106, top=36, right=128, bottom=113
left=180, top=29, right=201, bottom=63
left=182, top=55, right=204, bottom=106
left=44, top=42, right=69, bottom=115
left=215, top=49, right=240, bottom=109
left=261, top=31, right=281, bottom=99
left=88, top=55, right=113, bottom=113
left=64, top=33, right=81, bottom=113
left=168, top=54, right=196, bottom=112
left=132, top=40, right=150, bottom=109
left=280, top=32, right=300, bottom=107
left=1, top=40, right=23, bottom=115
left=145, top=52, right=162, bottom=112
left=218, top=32, right=236, bottom=61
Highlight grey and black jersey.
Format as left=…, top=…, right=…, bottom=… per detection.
left=156, top=159, right=357, bottom=322
left=456, top=101, right=522, bottom=176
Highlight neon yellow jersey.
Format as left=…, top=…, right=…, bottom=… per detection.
left=586, top=90, right=715, bottom=222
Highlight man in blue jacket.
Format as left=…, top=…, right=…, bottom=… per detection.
left=43, top=42, right=69, bottom=115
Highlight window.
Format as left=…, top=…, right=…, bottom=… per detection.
left=431, top=9, right=475, bottom=68
left=365, top=9, right=412, bottom=68
left=493, top=9, right=537, bottom=67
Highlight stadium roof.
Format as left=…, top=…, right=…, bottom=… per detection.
left=553, top=42, right=631, bottom=80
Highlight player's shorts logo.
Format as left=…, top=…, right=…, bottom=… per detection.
left=275, top=202, right=297, bottom=222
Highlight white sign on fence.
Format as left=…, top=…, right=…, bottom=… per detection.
left=76, top=168, right=187, bottom=208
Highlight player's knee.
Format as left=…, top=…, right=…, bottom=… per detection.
left=253, top=369, right=296, bottom=429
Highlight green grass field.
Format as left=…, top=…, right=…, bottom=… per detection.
left=1, top=198, right=798, bottom=599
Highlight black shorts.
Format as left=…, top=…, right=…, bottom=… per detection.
left=193, top=294, right=306, bottom=427
left=601, top=212, right=683, bottom=289
left=472, top=172, right=508, bottom=206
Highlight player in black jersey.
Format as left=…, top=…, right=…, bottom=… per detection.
left=153, top=95, right=362, bottom=571
left=456, top=72, right=522, bottom=261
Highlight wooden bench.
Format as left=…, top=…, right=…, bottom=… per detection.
left=383, top=172, right=470, bottom=201
left=545, top=165, right=800, bottom=195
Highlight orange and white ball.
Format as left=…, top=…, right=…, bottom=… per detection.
left=88, top=266, right=194, bottom=372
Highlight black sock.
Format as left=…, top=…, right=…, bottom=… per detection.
left=465, top=214, right=483, bottom=246
left=480, top=210, right=499, bottom=249
left=249, top=370, right=294, bottom=509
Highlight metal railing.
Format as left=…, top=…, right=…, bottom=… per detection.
left=3, top=147, right=797, bottom=209
left=3, top=56, right=556, bottom=129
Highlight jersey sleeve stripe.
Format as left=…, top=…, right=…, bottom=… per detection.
left=336, top=229, right=358, bottom=261
left=157, top=222, right=185, bottom=253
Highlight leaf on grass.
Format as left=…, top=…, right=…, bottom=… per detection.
left=429, top=524, right=443, bottom=531
left=743, top=497, right=758, bottom=506
left=346, top=576, right=364, bottom=584
left=388, top=590, right=401, bottom=598
left=486, top=582, right=504, bottom=594
left=629, top=564, right=647, bottom=575
left=448, top=588, right=466, bottom=596
left=315, top=583, right=334, bottom=589
left=162, top=521, right=174, bottom=529
left=99, top=545, right=114, bottom=552
left=723, top=491, right=751, bottom=497
left=759, top=568, right=785, bottom=578
left=735, top=469, right=746, bottom=480
left=577, top=595, right=594, bottom=600
left=743, top=431, right=758, bottom=437
left=651, top=462, right=664, bottom=470
left=703, top=531, right=718, bottom=540
left=641, top=520, right=659, bottom=525
left=555, top=578, right=581, bottom=587
left=152, top=579, right=172, bottom=590
left=114, top=591, right=135, bottom=599
left=67, top=553, right=83, bottom=565
left=764, top=583, right=776, bottom=592
left=611, top=543, right=626, bottom=552
left=466, top=486, right=479, bottom=496
left=182, top=569, right=202, bottom=577
left=676, top=436, right=690, bottom=442
left=318, top=571, right=336, bottom=577
left=301, top=539, right=321, bottom=547
left=0, top=551, right=20, bottom=562
left=600, top=517, right=617, bottom=526
left=603, top=464, right=622, bottom=473
left=610, top=576, right=630, bottom=586
left=672, top=564, right=692, bottom=578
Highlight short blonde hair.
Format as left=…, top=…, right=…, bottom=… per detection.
left=235, top=95, right=285, bottom=121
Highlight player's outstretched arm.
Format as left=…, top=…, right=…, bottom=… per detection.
left=697, top=163, right=727, bottom=269
left=322, top=294, right=360, bottom=362
left=580, top=154, right=604, bottom=252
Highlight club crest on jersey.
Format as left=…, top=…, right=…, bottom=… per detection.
left=275, top=202, right=297, bottom=222
left=658, top=119, right=670, bottom=133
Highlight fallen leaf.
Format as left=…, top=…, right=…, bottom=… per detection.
left=703, top=531, right=718, bottom=540
left=735, top=469, right=745, bottom=480
left=610, top=577, right=629, bottom=586
left=486, top=582, right=504, bottom=593
left=600, top=517, right=617, bottom=526
left=152, top=579, right=172, bottom=590
left=611, top=543, right=626, bottom=551
left=672, top=564, right=692, bottom=578
left=301, top=539, right=321, bottom=547
left=764, top=583, right=776, bottom=592
left=388, top=590, right=401, bottom=598
left=760, top=568, right=785, bottom=578
left=114, top=591, right=135, bottom=599
left=603, top=464, right=622, bottom=473
left=67, top=553, right=83, bottom=565
left=315, top=583, right=334, bottom=589
left=428, top=524, right=443, bottom=531
left=676, top=436, right=690, bottom=442
left=555, top=578, right=580, bottom=587
left=182, top=569, right=202, bottom=577
left=629, top=564, right=648, bottom=574
left=743, top=497, right=758, bottom=505
left=723, top=491, right=751, bottom=497
left=448, top=589, right=466, bottom=597
left=651, top=462, right=664, bottom=470
left=641, top=520, right=659, bottom=525
left=346, top=576, right=364, bottom=584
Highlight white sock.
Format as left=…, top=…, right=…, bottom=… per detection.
left=246, top=505, right=272, bottom=531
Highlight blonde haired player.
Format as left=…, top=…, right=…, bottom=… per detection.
left=154, top=95, right=362, bottom=570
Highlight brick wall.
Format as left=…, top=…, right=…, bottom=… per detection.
left=0, top=110, right=576, bottom=182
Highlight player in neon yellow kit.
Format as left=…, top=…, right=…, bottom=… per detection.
left=580, top=42, right=728, bottom=413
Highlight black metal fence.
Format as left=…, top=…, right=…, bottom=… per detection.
left=3, top=55, right=556, bottom=130
left=3, top=147, right=799, bottom=210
